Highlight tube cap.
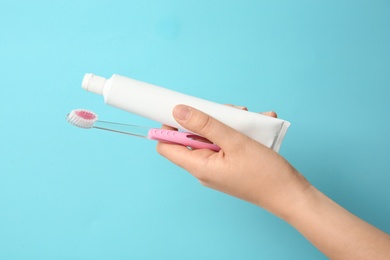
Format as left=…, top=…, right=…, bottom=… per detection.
left=81, top=73, right=106, bottom=95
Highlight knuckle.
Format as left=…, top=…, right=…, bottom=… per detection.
left=229, top=133, right=252, bottom=152
left=195, top=114, right=214, bottom=135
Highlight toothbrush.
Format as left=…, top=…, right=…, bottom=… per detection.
left=66, top=109, right=221, bottom=151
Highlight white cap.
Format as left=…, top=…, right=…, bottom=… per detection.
left=81, top=73, right=107, bottom=95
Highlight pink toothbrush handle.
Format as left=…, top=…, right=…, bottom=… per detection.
left=148, top=129, right=221, bottom=152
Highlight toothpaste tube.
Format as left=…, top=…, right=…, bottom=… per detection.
left=81, top=73, right=290, bottom=152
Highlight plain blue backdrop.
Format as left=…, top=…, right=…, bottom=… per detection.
left=1, top=0, right=389, bottom=259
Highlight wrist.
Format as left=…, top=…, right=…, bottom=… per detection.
left=261, top=171, right=314, bottom=221
left=277, top=184, right=319, bottom=223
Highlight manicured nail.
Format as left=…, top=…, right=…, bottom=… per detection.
left=173, top=105, right=191, bottom=121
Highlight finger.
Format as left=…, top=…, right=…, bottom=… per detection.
left=261, top=111, right=278, bottom=118
left=156, top=124, right=181, bottom=157
left=225, top=104, right=248, bottom=111
left=156, top=133, right=216, bottom=176
left=225, top=104, right=276, bottom=118
left=157, top=123, right=212, bottom=169
left=160, top=124, right=177, bottom=130
left=156, top=120, right=217, bottom=174
left=172, top=105, right=246, bottom=152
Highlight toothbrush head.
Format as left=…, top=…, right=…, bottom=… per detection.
left=67, top=109, right=98, bottom=129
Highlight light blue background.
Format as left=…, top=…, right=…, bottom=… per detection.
left=1, top=0, right=389, bottom=259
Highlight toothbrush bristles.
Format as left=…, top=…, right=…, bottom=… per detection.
left=67, top=109, right=98, bottom=129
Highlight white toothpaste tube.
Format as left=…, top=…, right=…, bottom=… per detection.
left=81, top=73, right=290, bottom=152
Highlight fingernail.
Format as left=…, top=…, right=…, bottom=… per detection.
left=173, top=105, right=191, bottom=121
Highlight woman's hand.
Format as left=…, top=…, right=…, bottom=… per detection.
left=157, top=104, right=311, bottom=217
left=157, top=104, right=390, bottom=259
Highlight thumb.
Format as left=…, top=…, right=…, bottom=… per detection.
left=172, top=105, right=245, bottom=151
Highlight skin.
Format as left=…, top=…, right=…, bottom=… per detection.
left=157, top=104, right=390, bottom=260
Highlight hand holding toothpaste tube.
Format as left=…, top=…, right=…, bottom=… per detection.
left=157, top=105, right=307, bottom=215
left=157, top=105, right=390, bottom=260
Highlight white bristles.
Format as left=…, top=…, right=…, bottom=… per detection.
left=66, top=109, right=98, bottom=129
